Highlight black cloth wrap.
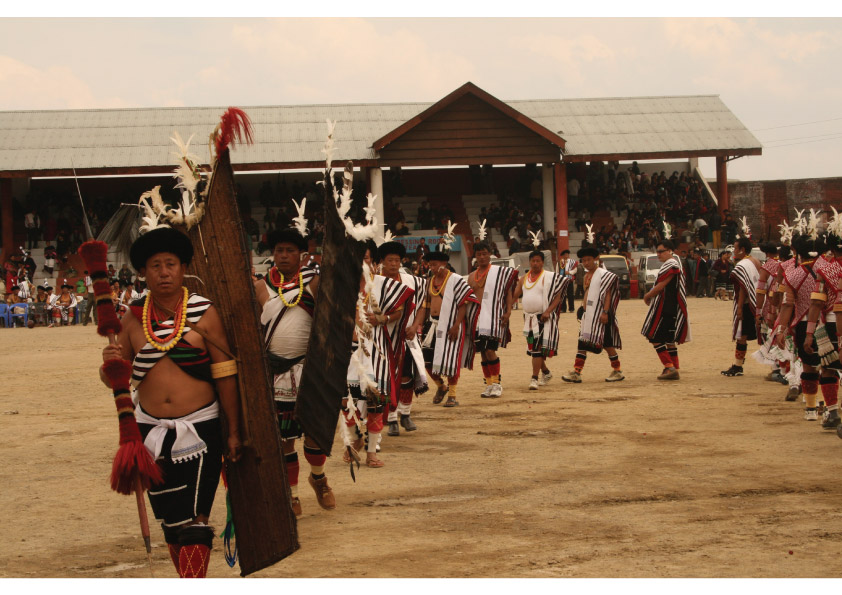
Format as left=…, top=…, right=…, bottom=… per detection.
left=267, top=353, right=305, bottom=375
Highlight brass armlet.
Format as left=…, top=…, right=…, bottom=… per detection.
left=211, top=359, right=238, bottom=379
left=834, top=304, right=842, bottom=313
left=811, top=292, right=828, bottom=302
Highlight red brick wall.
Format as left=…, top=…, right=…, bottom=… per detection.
left=728, top=177, right=842, bottom=242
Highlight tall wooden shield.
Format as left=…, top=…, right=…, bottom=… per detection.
left=181, top=151, right=299, bottom=576
left=296, top=168, right=366, bottom=455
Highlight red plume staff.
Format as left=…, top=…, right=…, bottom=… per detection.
left=79, top=239, right=161, bottom=561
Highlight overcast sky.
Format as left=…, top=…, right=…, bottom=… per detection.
left=1, top=15, right=840, bottom=182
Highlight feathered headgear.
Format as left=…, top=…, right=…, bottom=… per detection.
left=528, top=230, right=541, bottom=249
left=778, top=219, right=794, bottom=246
left=663, top=222, right=673, bottom=241
left=477, top=219, right=488, bottom=242
left=737, top=216, right=750, bottom=239
left=826, top=207, right=842, bottom=252
left=793, top=208, right=807, bottom=235
left=291, top=198, right=309, bottom=237
left=167, top=131, right=206, bottom=230
left=807, top=208, right=821, bottom=241
left=585, top=223, right=595, bottom=245
left=441, top=220, right=458, bottom=253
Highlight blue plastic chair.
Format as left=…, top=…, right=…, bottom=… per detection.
left=9, top=303, right=29, bottom=327
left=0, top=303, right=9, bottom=328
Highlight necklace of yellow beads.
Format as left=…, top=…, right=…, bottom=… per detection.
left=142, top=286, right=189, bottom=352
left=278, top=271, right=304, bottom=308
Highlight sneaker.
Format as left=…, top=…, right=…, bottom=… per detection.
left=291, top=497, right=302, bottom=517
left=399, top=414, right=417, bottom=432
left=721, top=365, right=744, bottom=377
left=605, top=370, right=625, bottom=382
left=491, top=383, right=503, bottom=397
left=804, top=408, right=818, bottom=421
left=766, top=371, right=785, bottom=383
left=529, top=378, right=539, bottom=390
left=539, top=371, right=553, bottom=386
left=387, top=421, right=400, bottom=437
left=308, top=475, right=336, bottom=510
left=562, top=370, right=582, bottom=383
left=821, top=409, right=841, bottom=430
left=657, top=367, right=680, bottom=381
left=481, top=383, right=493, bottom=398
left=785, top=386, right=800, bottom=401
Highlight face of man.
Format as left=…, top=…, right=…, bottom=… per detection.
left=141, top=252, right=185, bottom=296
left=475, top=248, right=491, bottom=268
left=382, top=253, right=402, bottom=278
left=427, top=259, right=445, bottom=275
left=656, top=245, right=672, bottom=263
left=363, top=249, right=373, bottom=269
left=734, top=245, right=746, bottom=260
left=273, top=242, right=302, bottom=276
left=529, top=255, right=544, bottom=273
left=581, top=255, right=598, bottom=271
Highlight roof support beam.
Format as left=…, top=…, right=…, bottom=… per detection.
left=716, top=156, right=729, bottom=213
left=1, top=178, right=13, bottom=261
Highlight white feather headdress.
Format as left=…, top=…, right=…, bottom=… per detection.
left=663, top=222, right=672, bottom=241
left=167, top=131, right=206, bottom=230
left=291, top=198, right=308, bottom=237
left=793, top=209, right=807, bottom=235
left=441, top=220, right=458, bottom=252
left=807, top=208, right=821, bottom=240
left=528, top=230, right=541, bottom=249
left=827, top=207, right=842, bottom=240
left=778, top=219, right=794, bottom=246
left=585, top=223, right=595, bottom=245
left=737, top=216, right=750, bottom=239
left=138, top=187, right=170, bottom=234
left=477, top=219, right=488, bottom=242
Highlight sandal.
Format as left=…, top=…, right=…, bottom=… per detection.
left=366, top=456, right=385, bottom=468
left=432, top=386, right=449, bottom=404
left=443, top=396, right=459, bottom=407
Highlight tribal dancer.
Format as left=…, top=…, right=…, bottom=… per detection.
left=641, top=239, right=691, bottom=380
left=468, top=220, right=518, bottom=399
left=256, top=227, right=333, bottom=516
left=346, top=242, right=414, bottom=465
left=775, top=217, right=830, bottom=422
left=562, top=246, right=624, bottom=383
left=421, top=245, right=480, bottom=407
left=776, top=240, right=804, bottom=401
left=806, top=214, right=842, bottom=430
left=512, top=247, right=566, bottom=390
left=378, top=239, right=428, bottom=436
left=752, top=242, right=785, bottom=383
left=722, top=235, right=762, bottom=377
left=101, top=226, right=242, bottom=578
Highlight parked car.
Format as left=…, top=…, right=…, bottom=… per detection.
left=637, top=254, right=661, bottom=298
left=599, top=254, right=631, bottom=299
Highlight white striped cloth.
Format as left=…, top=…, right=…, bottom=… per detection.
left=521, top=271, right=567, bottom=353
left=431, top=273, right=479, bottom=377
left=131, top=293, right=212, bottom=388
left=476, top=264, right=519, bottom=346
left=579, top=267, right=621, bottom=350
left=730, top=258, right=760, bottom=340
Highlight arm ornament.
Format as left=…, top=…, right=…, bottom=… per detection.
left=811, top=292, right=828, bottom=302
left=211, top=359, right=238, bottom=379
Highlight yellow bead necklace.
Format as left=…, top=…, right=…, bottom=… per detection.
left=142, top=286, right=189, bottom=352
left=524, top=269, right=544, bottom=290
left=279, top=271, right=304, bottom=308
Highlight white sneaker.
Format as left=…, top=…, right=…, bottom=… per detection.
left=528, top=378, right=539, bottom=390
left=481, top=383, right=493, bottom=398
left=539, top=372, right=552, bottom=386
left=804, top=408, right=818, bottom=421
left=605, top=370, right=625, bottom=382
left=492, top=383, right=503, bottom=397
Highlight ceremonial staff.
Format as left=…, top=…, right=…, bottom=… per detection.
left=78, top=239, right=158, bottom=573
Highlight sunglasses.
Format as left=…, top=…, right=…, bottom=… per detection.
left=656, top=249, right=670, bottom=254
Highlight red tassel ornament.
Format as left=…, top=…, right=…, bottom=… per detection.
left=214, top=107, right=254, bottom=157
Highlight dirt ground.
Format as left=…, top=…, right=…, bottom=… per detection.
left=1, top=296, right=839, bottom=578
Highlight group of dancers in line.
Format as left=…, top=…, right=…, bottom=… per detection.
left=102, top=201, right=839, bottom=578
left=721, top=210, right=842, bottom=429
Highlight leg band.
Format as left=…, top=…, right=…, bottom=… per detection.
left=820, top=375, right=839, bottom=407
left=284, top=451, right=300, bottom=487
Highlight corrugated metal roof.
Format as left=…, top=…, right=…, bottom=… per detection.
left=0, top=95, right=761, bottom=174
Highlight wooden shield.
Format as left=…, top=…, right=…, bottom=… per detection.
left=296, top=168, right=366, bottom=455
left=181, top=151, right=299, bottom=576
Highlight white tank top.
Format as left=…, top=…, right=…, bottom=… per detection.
left=263, top=287, right=313, bottom=359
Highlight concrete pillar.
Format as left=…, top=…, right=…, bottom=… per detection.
left=1, top=178, right=13, bottom=261
left=715, top=156, right=729, bottom=213
left=367, top=167, right=385, bottom=241
left=542, top=164, right=554, bottom=236
left=554, top=163, right=569, bottom=254
left=688, top=157, right=698, bottom=174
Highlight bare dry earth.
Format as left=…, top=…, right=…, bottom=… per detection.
left=0, top=297, right=838, bottom=578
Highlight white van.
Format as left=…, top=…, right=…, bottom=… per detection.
left=637, top=254, right=661, bottom=297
